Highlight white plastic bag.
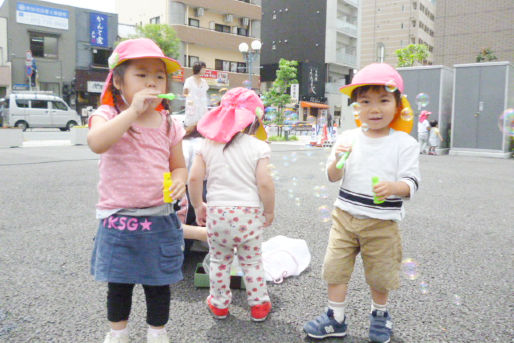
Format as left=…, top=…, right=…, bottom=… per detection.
left=262, top=235, right=311, bottom=283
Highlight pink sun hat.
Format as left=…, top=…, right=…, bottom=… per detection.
left=197, top=87, right=267, bottom=143
left=100, top=38, right=181, bottom=107
left=339, top=63, right=414, bottom=133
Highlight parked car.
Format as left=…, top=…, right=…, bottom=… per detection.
left=1, top=92, right=81, bottom=131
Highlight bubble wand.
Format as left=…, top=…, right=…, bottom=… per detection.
left=371, top=176, right=385, bottom=204
left=157, top=93, right=176, bottom=100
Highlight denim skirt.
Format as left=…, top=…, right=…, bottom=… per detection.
left=91, top=213, right=184, bottom=286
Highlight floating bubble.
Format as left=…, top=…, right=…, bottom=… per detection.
left=351, top=102, right=361, bottom=116
left=452, top=294, right=462, bottom=306
left=385, top=80, right=398, bottom=93
left=294, top=197, right=301, bottom=206
left=318, top=205, right=331, bottom=222
left=283, top=162, right=290, bottom=167
left=415, top=93, right=430, bottom=108
left=401, top=258, right=419, bottom=280
left=282, top=155, right=289, bottom=161
left=419, top=281, right=429, bottom=294
left=290, top=152, right=298, bottom=162
left=304, top=150, right=314, bottom=157
left=313, top=185, right=321, bottom=198
left=498, top=108, right=514, bottom=136
left=243, top=79, right=251, bottom=88
left=319, top=185, right=328, bottom=199
left=361, top=123, right=369, bottom=132
left=288, top=189, right=295, bottom=198
left=400, top=107, right=414, bottom=121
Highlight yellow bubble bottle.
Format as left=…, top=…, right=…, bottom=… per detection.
left=163, top=172, right=173, bottom=203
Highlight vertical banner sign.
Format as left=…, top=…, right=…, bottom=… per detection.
left=290, top=83, right=299, bottom=103
left=90, top=13, right=108, bottom=47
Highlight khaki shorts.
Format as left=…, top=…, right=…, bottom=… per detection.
left=322, top=208, right=402, bottom=293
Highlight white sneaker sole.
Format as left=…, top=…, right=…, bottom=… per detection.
left=306, top=332, right=347, bottom=339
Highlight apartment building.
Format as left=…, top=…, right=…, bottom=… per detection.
left=434, top=0, right=514, bottom=66
left=116, top=0, right=262, bottom=101
left=261, top=0, right=360, bottom=128
left=360, top=0, right=436, bottom=67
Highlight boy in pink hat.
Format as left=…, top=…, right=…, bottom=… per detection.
left=88, top=38, right=187, bottom=343
left=188, top=87, right=274, bottom=322
left=304, top=63, right=421, bottom=343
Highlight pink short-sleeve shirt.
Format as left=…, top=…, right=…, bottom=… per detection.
left=89, top=105, right=185, bottom=209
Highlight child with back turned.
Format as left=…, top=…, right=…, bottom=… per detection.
left=188, top=87, right=275, bottom=322
left=303, top=63, right=421, bottom=343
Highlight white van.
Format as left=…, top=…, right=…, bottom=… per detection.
left=0, top=92, right=81, bottom=131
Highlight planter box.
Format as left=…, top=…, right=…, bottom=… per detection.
left=194, top=263, right=246, bottom=289
left=70, top=127, right=88, bottom=145
left=0, top=129, right=23, bottom=148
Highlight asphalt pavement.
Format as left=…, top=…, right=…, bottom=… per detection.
left=0, top=143, right=512, bottom=342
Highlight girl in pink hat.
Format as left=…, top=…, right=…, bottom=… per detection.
left=188, top=87, right=274, bottom=322
left=87, top=38, right=186, bottom=343
left=418, top=110, right=431, bottom=154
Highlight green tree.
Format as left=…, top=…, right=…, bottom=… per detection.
left=395, top=44, right=430, bottom=67
left=120, top=24, right=181, bottom=59
left=262, top=58, right=298, bottom=137
left=476, top=48, right=497, bottom=62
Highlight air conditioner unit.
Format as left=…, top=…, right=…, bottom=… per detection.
left=241, top=17, right=250, bottom=26
left=224, top=14, right=233, bottom=23
left=195, top=7, right=204, bottom=17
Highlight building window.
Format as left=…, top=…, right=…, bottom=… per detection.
left=237, top=27, right=248, bottom=36
left=215, top=59, right=245, bottom=73
left=215, top=24, right=231, bottom=33
left=401, top=23, right=404, bottom=29
left=237, top=62, right=247, bottom=73
left=376, top=42, right=385, bottom=63
left=150, top=16, right=160, bottom=24
left=189, top=18, right=200, bottom=27
left=412, top=2, right=417, bottom=10
left=92, top=48, right=112, bottom=68
left=230, top=61, right=238, bottom=73
left=411, top=20, right=416, bottom=27
left=30, top=32, right=58, bottom=58
left=188, top=55, right=199, bottom=67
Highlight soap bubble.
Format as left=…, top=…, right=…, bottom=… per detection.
left=318, top=205, right=331, bottom=222
left=319, top=185, right=328, bottom=199
left=400, top=108, right=414, bottom=121
left=243, top=79, right=251, bottom=88
left=498, top=108, right=514, bottom=136
left=361, top=123, right=369, bottom=132
left=385, top=80, right=398, bottom=93
left=452, top=294, right=462, bottom=306
left=294, top=197, right=301, bottom=206
left=401, top=258, right=419, bottom=280
left=419, top=281, right=429, bottom=294
left=415, top=93, right=430, bottom=108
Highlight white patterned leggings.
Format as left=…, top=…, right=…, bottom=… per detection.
left=206, top=206, right=270, bottom=309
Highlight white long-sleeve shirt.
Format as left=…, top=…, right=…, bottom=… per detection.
left=326, top=128, right=421, bottom=222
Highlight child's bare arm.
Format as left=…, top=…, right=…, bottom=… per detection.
left=189, top=154, right=207, bottom=225
left=169, top=141, right=187, bottom=200
left=373, top=181, right=411, bottom=200
left=256, top=157, right=275, bottom=227
left=87, top=109, right=138, bottom=153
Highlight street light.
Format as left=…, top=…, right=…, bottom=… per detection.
left=238, top=39, right=261, bottom=90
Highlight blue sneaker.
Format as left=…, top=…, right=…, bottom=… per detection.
left=369, top=310, right=393, bottom=343
left=303, top=309, right=348, bottom=339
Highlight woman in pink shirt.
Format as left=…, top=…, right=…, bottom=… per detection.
left=87, top=38, right=186, bottom=343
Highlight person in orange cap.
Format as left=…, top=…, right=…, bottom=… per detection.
left=304, top=63, right=421, bottom=343
left=188, top=87, right=274, bottom=322
left=87, top=38, right=187, bottom=343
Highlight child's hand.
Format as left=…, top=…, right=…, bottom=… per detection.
left=263, top=211, right=274, bottom=227
left=168, top=179, right=186, bottom=200
left=194, top=203, right=207, bottom=226
left=373, top=181, right=395, bottom=201
left=335, top=144, right=352, bottom=157
left=129, top=88, right=161, bottom=115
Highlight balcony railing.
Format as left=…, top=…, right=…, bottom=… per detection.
left=343, top=0, right=359, bottom=7
left=336, top=52, right=357, bottom=67
left=335, top=19, right=357, bottom=37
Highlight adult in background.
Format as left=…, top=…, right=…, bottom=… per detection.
left=183, top=61, right=209, bottom=127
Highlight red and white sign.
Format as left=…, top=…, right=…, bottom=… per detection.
left=202, top=69, right=229, bottom=86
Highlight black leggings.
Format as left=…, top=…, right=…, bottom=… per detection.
left=107, top=283, right=170, bottom=326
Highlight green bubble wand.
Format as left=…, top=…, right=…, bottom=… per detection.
left=157, top=93, right=176, bottom=100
